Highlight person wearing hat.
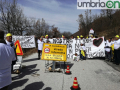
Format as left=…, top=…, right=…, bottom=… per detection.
left=62, top=35, right=66, bottom=39
left=77, top=36, right=79, bottom=39
left=44, top=35, right=50, bottom=43
left=46, top=35, right=48, bottom=39
left=114, top=35, right=120, bottom=65
left=6, top=33, right=18, bottom=74
left=79, top=35, right=85, bottom=60
left=0, top=30, right=16, bottom=90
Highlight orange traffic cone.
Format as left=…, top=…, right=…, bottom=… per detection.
left=65, top=65, right=71, bottom=75
left=70, top=77, right=80, bottom=90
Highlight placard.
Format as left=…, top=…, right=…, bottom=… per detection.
left=41, top=43, right=67, bottom=61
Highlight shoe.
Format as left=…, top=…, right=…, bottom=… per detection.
left=11, top=70, right=20, bottom=74
left=11, top=71, right=17, bottom=74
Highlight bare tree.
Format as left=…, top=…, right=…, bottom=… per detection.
left=62, top=31, right=72, bottom=38
left=78, top=10, right=92, bottom=36
left=51, top=26, right=61, bottom=37
left=0, top=0, right=31, bottom=35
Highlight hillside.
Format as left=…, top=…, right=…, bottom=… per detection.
left=73, top=10, right=120, bottom=39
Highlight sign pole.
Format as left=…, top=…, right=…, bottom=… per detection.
left=64, top=61, right=66, bottom=73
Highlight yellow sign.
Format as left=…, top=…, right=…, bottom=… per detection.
left=41, top=43, right=67, bottom=61
left=14, top=40, right=23, bottom=56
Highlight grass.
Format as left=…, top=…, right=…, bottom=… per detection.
left=23, top=48, right=38, bottom=58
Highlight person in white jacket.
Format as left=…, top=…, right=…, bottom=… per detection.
left=105, top=38, right=112, bottom=61
left=5, top=33, right=18, bottom=74
left=0, top=30, right=16, bottom=90
left=114, top=35, right=120, bottom=65
left=37, top=37, right=44, bottom=59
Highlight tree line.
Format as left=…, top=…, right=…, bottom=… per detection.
left=78, top=9, right=120, bottom=38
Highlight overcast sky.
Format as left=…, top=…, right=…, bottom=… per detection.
left=18, top=0, right=101, bottom=34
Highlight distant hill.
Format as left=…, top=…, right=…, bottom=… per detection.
left=73, top=10, right=120, bottom=39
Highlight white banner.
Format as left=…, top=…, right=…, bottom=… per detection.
left=49, top=37, right=105, bottom=59
left=85, top=37, right=105, bottom=58
left=12, top=35, right=36, bottom=48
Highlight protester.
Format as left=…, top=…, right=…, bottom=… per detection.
left=111, top=37, right=115, bottom=45
left=62, top=35, right=65, bottom=39
left=62, top=35, right=63, bottom=38
left=91, top=35, right=94, bottom=38
left=114, top=35, right=120, bottom=65
left=71, top=35, right=74, bottom=39
left=89, top=28, right=94, bottom=36
left=37, top=37, right=44, bottom=59
left=79, top=41, right=86, bottom=60
left=77, top=36, right=79, bottom=39
left=80, top=35, right=85, bottom=44
left=5, top=33, right=18, bottom=74
left=46, top=35, right=48, bottom=39
left=0, top=30, right=16, bottom=90
left=86, top=36, right=88, bottom=39
left=73, top=53, right=79, bottom=62
left=80, top=35, right=83, bottom=39
left=110, top=37, right=115, bottom=61
left=43, top=35, right=49, bottom=43
left=105, top=38, right=112, bottom=61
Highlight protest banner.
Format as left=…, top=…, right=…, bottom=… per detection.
left=85, top=37, right=105, bottom=58
left=49, top=37, right=105, bottom=59
left=12, top=35, right=36, bottom=48
left=6, top=34, right=105, bottom=59
left=41, top=43, right=67, bottom=61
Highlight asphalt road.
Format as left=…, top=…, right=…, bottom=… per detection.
left=9, top=53, right=120, bottom=90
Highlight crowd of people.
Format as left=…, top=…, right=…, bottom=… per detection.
left=37, top=28, right=120, bottom=66
left=104, top=35, right=120, bottom=65
left=0, top=28, right=120, bottom=90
